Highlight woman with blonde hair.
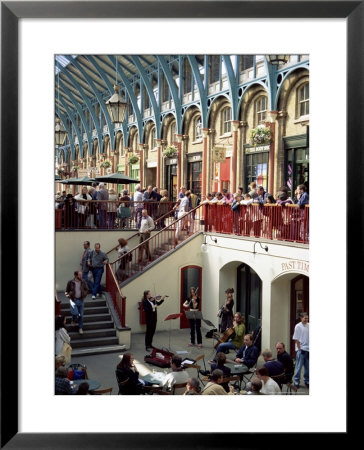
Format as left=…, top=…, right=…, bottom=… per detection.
left=107, top=188, right=118, bottom=229
left=116, top=237, right=130, bottom=283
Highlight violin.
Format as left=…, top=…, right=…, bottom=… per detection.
left=150, top=295, right=169, bottom=301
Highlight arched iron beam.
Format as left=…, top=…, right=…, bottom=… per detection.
left=156, top=55, right=182, bottom=133
left=56, top=95, right=82, bottom=160
left=187, top=55, right=208, bottom=128
left=57, top=75, right=93, bottom=157
left=130, top=55, right=161, bottom=138
left=56, top=61, right=103, bottom=154
left=66, top=55, right=116, bottom=150
left=106, top=55, right=143, bottom=146
left=264, top=56, right=277, bottom=111
left=55, top=106, right=74, bottom=160
left=274, top=63, right=309, bottom=111
left=98, top=55, right=135, bottom=78
left=68, top=60, right=108, bottom=93
left=85, top=55, right=128, bottom=144
left=222, top=55, right=239, bottom=121
left=237, top=80, right=269, bottom=114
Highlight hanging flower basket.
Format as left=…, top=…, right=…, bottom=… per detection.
left=100, top=160, right=111, bottom=169
left=72, top=165, right=79, bottom=172
left=163, top=145, right=177, bottom=158
left=57, top=168, right=65, bottom=176
left=128, top=154, right=139, bottom=165
left=250, top=124, right=273, bottom=146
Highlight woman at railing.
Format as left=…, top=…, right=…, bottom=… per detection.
left=157, top=189, right=170, bottom=229
left=117, top=189, right=132, bottom=229
left=75, top=187, right=92, bottom=229
left=63, top=194, right=77, bottom=229
left=107, top=188, right=118, bottom=229
left=115, top=238, right=131, bottom=283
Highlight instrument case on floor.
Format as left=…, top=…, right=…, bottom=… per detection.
left=144, top=347, right=174, bottom=368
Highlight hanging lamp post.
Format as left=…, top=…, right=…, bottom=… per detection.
left=55, top=117, right=66, bottom=146
left=105, top=57, right=127, bottom=124
left=266, top=55, right=289, bottom=65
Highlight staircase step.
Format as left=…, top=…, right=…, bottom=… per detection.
left=61, top=299, right=106, bottom=310
left=71, top=344, right=126, bottom=358
left=80, top=320, right=114, bottom=331
left=71, top=336, right=119, bottom=349
left=69, top=329, right=116, bottom=340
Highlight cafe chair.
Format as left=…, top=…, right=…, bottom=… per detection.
left=92, top=387, right=113, bottom=395
left=171, top=382, right=188, bottom=395
left=271, top=372, right=287, bottom=390
left=194, top=354, right=210, bottom=385
left=117, top=377, right=130, bottom=395
left=141, top=385, right=163, bottom=395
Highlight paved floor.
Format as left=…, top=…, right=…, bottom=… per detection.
left=68, top=315, right=309, bottom=395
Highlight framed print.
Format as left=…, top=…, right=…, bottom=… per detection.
left=1, top=0, right=359, bottom=447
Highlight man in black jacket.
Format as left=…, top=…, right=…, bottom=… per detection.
left=65, top=270, right=88, bottom=334
left=142, top=290, right=167, bottom=351
left=275, top=341, right=295, bottom=384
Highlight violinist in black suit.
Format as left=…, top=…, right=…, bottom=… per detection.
left=142, top=290, right=167, bottom=351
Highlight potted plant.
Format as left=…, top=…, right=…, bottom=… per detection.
left=128, top=154, right=139, bottom=165
left=72, top=165, right=79, bottom=172
left=250, top=124, right=273, bottom=146
left=100, top=159, right=111, bottom=169
left=163, top=145, right=178, bottom=158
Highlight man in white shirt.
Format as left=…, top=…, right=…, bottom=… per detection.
left=138, top=209, right=154, bottom=263
left=133, top=184, right=144, bottom=228
left=292, top=312, right=309, bottom=388
left=162, top=356, right=189, bottom=394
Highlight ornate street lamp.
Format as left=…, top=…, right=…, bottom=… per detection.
left=266, top=55, right=289, bottom=66
left=105, top=84, right=127, bottom=123
left=55, top=117, right=66, bottom=146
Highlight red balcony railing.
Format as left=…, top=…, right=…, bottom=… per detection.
left=204, top=203, right=309, bottom=244
left=55, top=200, right=177, bottom=230
left=105, top=264, right=126, bottom=327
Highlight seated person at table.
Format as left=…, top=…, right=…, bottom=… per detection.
left=262, top=349, right=285, bottom=377
left=183, top=377, right=201, bottom=395
left=256, top=367, right=281, bottom=395
left=55, top=366, right=75, bottom=395
left=234, top=334, right=259, bottom=369
left=247, top=377, right=264, bottom=395
left=162, top=355, right=189, bottom=394
left=214, top=312, right=246, bottom=358
left=201, top=369, right=234, bottom=395
left=276, top=341, right=295, bottom=384
left=116, top=352, right=143, bottom=395
left=76, top=382, right=90, bottom=395
left=211, top=352, right=231, bottom=393
left=55, top=354, right=66, bottom=371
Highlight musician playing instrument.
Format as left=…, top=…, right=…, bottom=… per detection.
left=183, top=287, right=202, bottom=348
left=218, top=288, right=234, bottom=333
left=214, top=312, right=246, bottom=360
left=142, top=290, right=167, bottom=351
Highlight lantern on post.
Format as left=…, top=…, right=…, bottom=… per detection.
left=55, top=117, right=66, bottom=146
left=105, top=84, right=127, bottom=124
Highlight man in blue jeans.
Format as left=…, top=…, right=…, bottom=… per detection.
left=88, top=243, right=109, bottom=299
left=65, top=270, right=88, bottom=334
left=292, top=312, right=309, bottom=388
left=80, top=240, right=93, bottom=292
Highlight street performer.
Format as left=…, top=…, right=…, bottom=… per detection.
left=142, top=290, right=167, bottom=351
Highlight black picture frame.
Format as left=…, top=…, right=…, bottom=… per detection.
left=1, top=1, right=357, bottom=448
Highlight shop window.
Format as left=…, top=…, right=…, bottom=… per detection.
left=245, top=150, right=269, bottom=192
left=255, top=96, right=267, bottom=125
left=297, top=83, right=309, bottom=117
left=221, top=106, right=232, bottom=135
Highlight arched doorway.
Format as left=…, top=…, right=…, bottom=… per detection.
left=236, top=263, right=262, bottom=335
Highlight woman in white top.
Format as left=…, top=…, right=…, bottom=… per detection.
left=116, top=238, right=130, bottom=283
left=55, top=315, right=71, bottom=357
left=75, top=186, right=92, bottom=228
left=256, top=367, right=281, bottom=394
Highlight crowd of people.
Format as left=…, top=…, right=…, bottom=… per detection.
left=55, top=183, right=202, bottom=231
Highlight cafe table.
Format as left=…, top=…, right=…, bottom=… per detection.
left=72, top=379, right=101, bottom=393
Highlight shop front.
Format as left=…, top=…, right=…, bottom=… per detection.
left=165, top=157, right=177, bottom=201
left=283, top=134, right=309, bottom=196
left=187, top=153, right=202, bottom=199
left=244, top=144, right=270, bottom=192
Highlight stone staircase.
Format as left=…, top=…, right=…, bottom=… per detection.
left=59, top=292, right=126, bottom=357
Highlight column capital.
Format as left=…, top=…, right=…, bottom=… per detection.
left=231, top=120, right=240, bottom=132
left=156, top=139, right=162, bottom=145
left=240, top=121, right=248, bottom=127
left=267, top=110, right=279, bottom=122
left=277, top=110, right=288, bottom=119
left=175, top=134, right=183, bottom=143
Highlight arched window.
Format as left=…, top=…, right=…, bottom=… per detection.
left=150, top=127, right=156, bottom=149
left=256, top=96, right=267, bottom=125
left=297, top=82, right=309, bottom=117
left=221, top=106, right=232, bottom=134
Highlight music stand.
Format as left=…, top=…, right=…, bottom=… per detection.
left=184, top=310, right=202, bottom=321
left=164, top=313, right=183, bottom=350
